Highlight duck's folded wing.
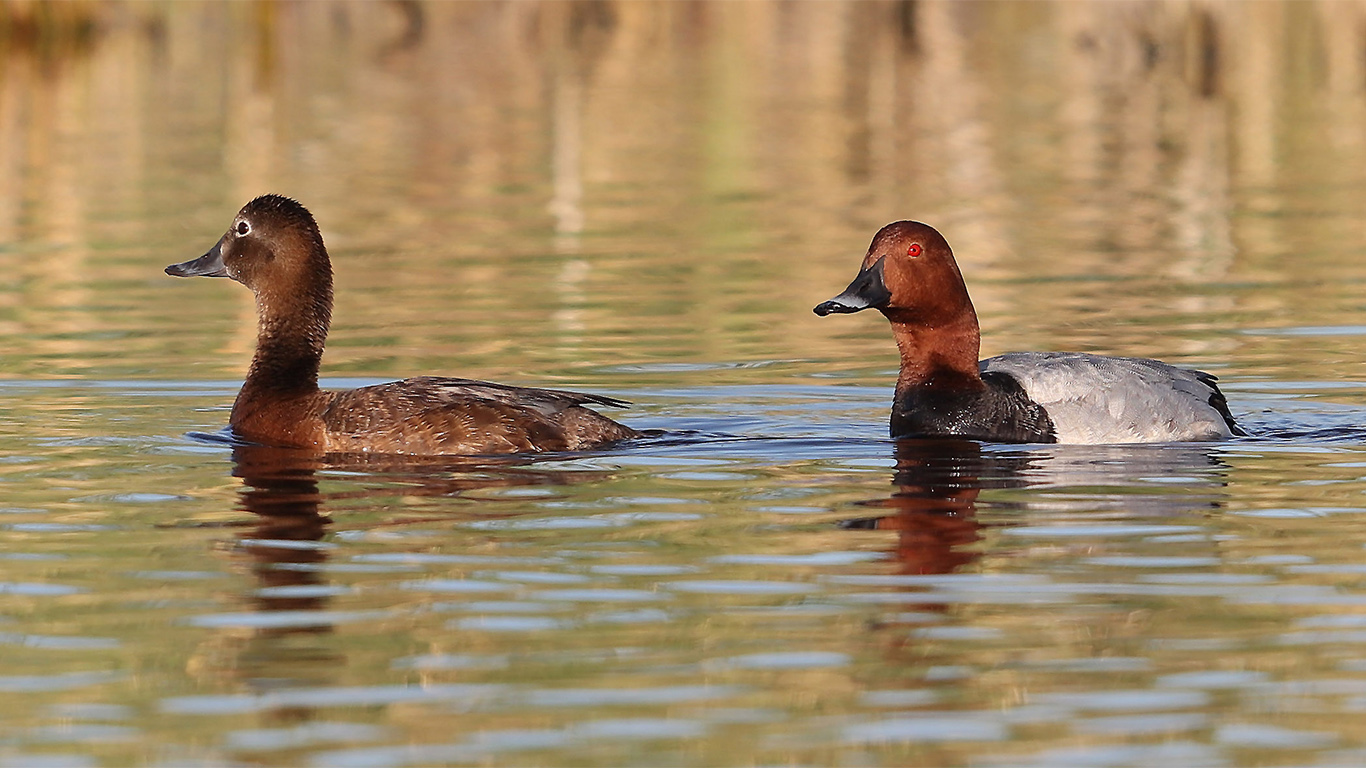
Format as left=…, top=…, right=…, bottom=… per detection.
left=981, top=352, right=1239, bottom=443
left=395, top=376, right=631, bottom=412
left=320, top=376, right=637, bottom=454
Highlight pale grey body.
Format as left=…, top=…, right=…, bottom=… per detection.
left=982, top=352, right=1236, bottom=444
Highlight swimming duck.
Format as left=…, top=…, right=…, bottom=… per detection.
left=813, top=221, right=1243, bottom=444
left=166, top=194, right=639, bottom=455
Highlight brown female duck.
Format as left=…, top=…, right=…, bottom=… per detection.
left=166, top=195, right=639, bottom=455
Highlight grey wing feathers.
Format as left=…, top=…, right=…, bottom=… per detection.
left=981, top=352, right=1238, bottom=443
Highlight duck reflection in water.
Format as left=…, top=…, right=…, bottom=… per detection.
left=188, top=445, right=616, bottom=720
left=231, top=445, right=332, bottom=618
left=841, top=440, right=1235, bottom=578
left=840, top=440, right=1013, bottom=576
left=183, top=445, right=338, bottom=718
left=223, top=444, right=618, bottom=616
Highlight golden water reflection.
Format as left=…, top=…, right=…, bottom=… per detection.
left=5, top=2, right=1366, bottom=765
left=0, top=1, right=1364, bottom=389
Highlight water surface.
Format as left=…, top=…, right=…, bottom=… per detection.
left=4, top=2, right=1366, bottom=766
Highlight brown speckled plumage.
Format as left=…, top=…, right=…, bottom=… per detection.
left=167, top=195, right=639, bottom=455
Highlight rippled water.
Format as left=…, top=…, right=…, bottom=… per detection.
left=6, top=2, right=1366, bottom=766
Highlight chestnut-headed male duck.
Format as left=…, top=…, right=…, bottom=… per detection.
left=166, top=195, right=639, bottom=455
left=814, top=221, right=1244, bottom=444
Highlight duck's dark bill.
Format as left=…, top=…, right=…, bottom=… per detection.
left=813, top=256, right=890, bottom=316
left=166, top=241, right=228, bottom=278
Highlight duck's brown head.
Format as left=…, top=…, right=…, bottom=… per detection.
left=813, top=221, right=973, bottom=324
left=166, top=194, right=335, bottom=395
left=166, top=194, right=332, bottom=303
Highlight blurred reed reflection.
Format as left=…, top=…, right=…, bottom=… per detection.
left=0, top=1, right=1364, bottom=385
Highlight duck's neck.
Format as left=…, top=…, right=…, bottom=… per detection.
left=885, top=308, right=985, bottom=393
left=238, top=280, right=332, bottom=402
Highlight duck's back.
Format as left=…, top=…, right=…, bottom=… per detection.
left=981, top=352, right=1240, bottom=443
left=321, top=376, right=639, bottom=455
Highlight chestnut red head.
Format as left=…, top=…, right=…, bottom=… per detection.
left=814, top=221, right=973, bottom=323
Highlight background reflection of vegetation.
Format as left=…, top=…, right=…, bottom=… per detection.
left=3, top=3, right=1366, bottom=764
left=0, top=1, right=1355, bottom=388
left=1, top=2, right=1365, bottom=389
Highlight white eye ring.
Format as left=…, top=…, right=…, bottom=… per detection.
left=235, top=220, right=251, bottom=236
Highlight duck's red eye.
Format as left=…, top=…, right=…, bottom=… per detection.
left=907, top=243, right=922, bottom=257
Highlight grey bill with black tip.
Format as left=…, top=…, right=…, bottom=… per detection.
left=813, top=256, right=890, bottom=316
